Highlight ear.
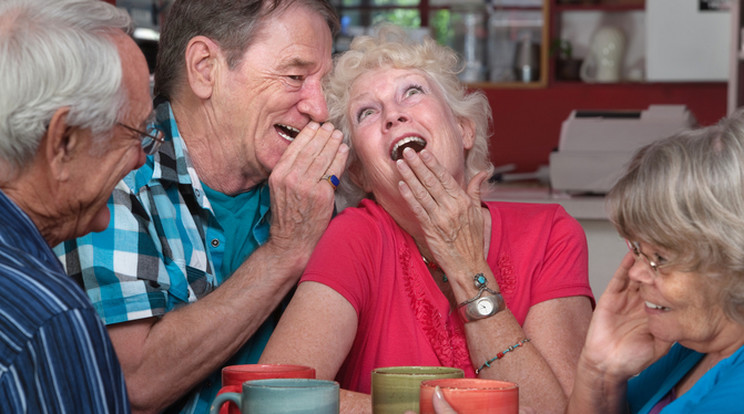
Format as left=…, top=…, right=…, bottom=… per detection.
left=184, top=35, right=222, bottom=100
left=45, top=107, right=79, bottom=182
left=458, top=117, right=476, bottom=151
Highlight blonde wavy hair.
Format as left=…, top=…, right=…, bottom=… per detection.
left=607, top=108, right=744, bottom=324
left=325, top=24, right=494, bottom=210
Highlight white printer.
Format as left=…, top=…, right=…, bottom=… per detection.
left=549, top=105, right=697, bottom=194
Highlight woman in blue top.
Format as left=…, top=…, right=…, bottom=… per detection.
left=567, top=109, right=744, bottom=413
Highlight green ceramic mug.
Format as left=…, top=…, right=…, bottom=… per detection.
left=371, top=366, right=464, bottom=414
left=210, top=378, right=339, bottom=414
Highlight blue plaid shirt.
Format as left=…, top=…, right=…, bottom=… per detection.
left=55, top=102, right=273, bottom=413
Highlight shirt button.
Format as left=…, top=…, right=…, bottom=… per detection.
left=195, top=189, right=201, bottom=197
left=211, top=239, right=220, bottom=248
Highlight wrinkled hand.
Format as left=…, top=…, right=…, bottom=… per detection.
left=395, top=147, right=488, bottom=275
left=267, top=122, right=348, bottom=265
left=581, top=253, right=673, bottom=380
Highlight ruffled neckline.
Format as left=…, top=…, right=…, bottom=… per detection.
left=398, top=238, right=475, bottom=375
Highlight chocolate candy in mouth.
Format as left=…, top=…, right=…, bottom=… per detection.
left=391, top=139, right=427, bottom=161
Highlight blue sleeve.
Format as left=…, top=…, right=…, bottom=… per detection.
left=0, top=309, right=130, bottom=413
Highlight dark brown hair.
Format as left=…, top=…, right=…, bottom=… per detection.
left=154, top=0, right=338, bottom=100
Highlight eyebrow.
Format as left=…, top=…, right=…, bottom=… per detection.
left=349, top=73, right=429, bottom=102
left=277, top=57, right=316, bottom=71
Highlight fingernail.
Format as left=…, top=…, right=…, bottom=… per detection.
left=403, top=147, right=415, bottom=159
left=419, top=149, right=432, bottom=161
left=306, top=121, right=319, bottom=130
left=434, top=386, right=444, bottom=400
left=321, top=122, right=334, bottom=131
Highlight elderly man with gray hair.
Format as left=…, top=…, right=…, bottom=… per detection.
left=0, top=0, right=154, bottom=412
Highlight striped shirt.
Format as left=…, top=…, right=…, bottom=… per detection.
left=0, top=190, right=129, bottom=413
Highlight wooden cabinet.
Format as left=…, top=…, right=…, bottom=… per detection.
left=330, top=1, right=728, bottom=173
left=332, top=0, right=551, bottom=88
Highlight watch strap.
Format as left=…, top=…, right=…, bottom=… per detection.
left=458, top=292, right=505, bottom=323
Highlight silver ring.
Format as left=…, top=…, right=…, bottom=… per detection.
left=321, top=174, right=339, bottom=190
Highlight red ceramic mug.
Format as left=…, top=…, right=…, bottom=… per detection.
left=419, top=378, right=518, bottom=414
left=217, top=364, right=316, bottom=414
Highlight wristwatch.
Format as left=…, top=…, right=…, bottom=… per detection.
left=458, top=292, right=505, bottom=322
left=457, top=273, right=505, bottom=323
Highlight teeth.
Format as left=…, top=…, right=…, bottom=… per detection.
left=645, top=301, right=669, bottom=311
left=391, top=136, right=427, bottom=160
left=277, top=124, right=300, bottom=141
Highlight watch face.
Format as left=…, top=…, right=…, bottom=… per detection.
left=476, top=298, right=494, bottom=315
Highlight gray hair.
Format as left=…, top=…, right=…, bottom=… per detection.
left=0, top=0, right=132, bottom=177
left=154, top=0, right=339, bottom=100
left=324, top=24, right=494, bottom=209
left=607, top=108, right=744, bottom=324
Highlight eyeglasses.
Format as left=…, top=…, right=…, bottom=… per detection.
left=117, top=117, right=165, bottom=155
left=625, top=239, right=669, bottom=273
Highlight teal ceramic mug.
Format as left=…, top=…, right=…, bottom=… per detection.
left=210, top=378, right=339, bottom=414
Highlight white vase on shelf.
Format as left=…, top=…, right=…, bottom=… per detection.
left=580, top=26, right=626, bottom=83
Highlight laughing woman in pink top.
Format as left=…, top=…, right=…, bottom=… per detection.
left=260, top=25, right=594, bottom=413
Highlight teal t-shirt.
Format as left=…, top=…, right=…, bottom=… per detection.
left=195, top=182, right=274, bottom=413
left=202, top=182, right=271, bottom=278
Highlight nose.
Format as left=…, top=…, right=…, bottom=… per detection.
left=384, top=109, right=410, bottom=131
left=135, top=152, right=146, bottom=169
left=297, top=80, right=329, bottom=122
left=627, top=258, right=654, bottom=284
left=133, top=144, right=147, bottom=169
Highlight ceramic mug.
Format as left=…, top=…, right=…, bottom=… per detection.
left=580, top=26, right=625, bottom=83
left=217, top=364, right=316, bottom=414
left=371, top=366, right=464, bottom=414
left=419, top=378, right=519, bottom=414
left=210, top=378, right=339, bottom=414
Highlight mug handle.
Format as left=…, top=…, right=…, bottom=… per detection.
left=217, top=385, right=242, bottom=414
left=210, top=392, right=241, bottom=414
left=580, top=55, right=596, bottom=83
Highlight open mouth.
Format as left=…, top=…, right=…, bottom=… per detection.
left=390, top=136, right=427, bottom=161
left=276, top=124, right=300, bottom=141
left=645, top=301, right=670, bottom=311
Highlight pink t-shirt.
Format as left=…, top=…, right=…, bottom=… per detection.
left=301, top=199, right=593, bottom=394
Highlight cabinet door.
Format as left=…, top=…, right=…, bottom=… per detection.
left=481, top=1, right=549, bottom=87
left=331, top=0, right=550, bottom=88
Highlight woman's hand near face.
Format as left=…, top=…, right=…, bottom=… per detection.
left=567, top=253, right=673, bottom=413
left=581, top=253, right=672, bottom=379
left=397, top=147, right=591, bottom=413
left=395, top=147, right=488, bottom=276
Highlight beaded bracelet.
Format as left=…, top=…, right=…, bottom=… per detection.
left=475, top=338, right=531, bottom=375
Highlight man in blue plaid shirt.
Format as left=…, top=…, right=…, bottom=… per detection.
left=55, top=0, right=347, bottom=412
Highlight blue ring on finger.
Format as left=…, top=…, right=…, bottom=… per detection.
left=322, top=174, right=339, bottom=190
